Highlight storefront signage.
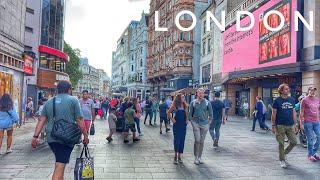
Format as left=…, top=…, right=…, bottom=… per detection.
left=222, top=0, right=297, bottom=75
left=56, top=74, right=69, bottom=81
left=23, top=55, right=34, bottom=75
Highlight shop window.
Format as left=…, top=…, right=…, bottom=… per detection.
left=0, top=72, right=13, bottom=97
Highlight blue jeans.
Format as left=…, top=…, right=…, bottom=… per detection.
left=304, top=121, right=320, bottom=156
left=252, top=116, right=268, bottom=130
left=152, top=110, right=157, bottom=124
left=134, top=117, right=141, bottom=134
left=102, top=108, right=108, bottom=119
left=209, top=119, right=222, bottom=140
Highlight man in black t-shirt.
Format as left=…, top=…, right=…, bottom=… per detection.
left=144, top=97, right=154, bottom=126
left=209, top=92, right=226, bottom=149
left=271, top=84, right=298, bottom=169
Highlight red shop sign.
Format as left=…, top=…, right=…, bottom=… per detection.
left=24, top=55, right=34, bottom=75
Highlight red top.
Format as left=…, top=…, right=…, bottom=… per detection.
left=38, top=45, right=69, bottom=62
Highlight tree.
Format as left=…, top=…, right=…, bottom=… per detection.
left=63, top=42, right=83, bottom=87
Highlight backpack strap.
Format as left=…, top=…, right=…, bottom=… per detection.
left=6, top=110, right=12, bottom=117
left=53, top=97, right=56, bottom=121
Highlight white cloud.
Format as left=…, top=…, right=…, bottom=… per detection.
left=64, top=0, right=150, bottom=76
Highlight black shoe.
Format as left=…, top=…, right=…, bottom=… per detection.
left=166, top=128, right=171, bottom=132
left=133, top=138, right=140, bottom=142
left=149, top=123, right=153, bottom=126
left=160, top=130, right=162, bottom=134
left=124, top=139, right=129, bottom=143
left=106, top=137, right=112, bottom=143
left=251, top=129, right=255, bottom=131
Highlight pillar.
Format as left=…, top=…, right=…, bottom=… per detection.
left=250, top=87, right=258, bottom=117
left=302, top=71, right=320, bottom=94
left=226, top=84, right=236, bottom=116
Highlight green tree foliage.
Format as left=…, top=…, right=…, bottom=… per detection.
left=63, top=42, right=83, bottom=87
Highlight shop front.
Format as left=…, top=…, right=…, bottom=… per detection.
left=0, top=51, right=25, bottom=121
left=37, top=45, right=69, bottom=100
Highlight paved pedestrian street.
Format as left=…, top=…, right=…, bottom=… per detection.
left=1, top=117, right=320, bottom=180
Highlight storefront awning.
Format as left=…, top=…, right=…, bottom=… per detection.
left=39, top=45, right=69, bottom=62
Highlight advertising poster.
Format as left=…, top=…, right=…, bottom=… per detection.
left=223, top=0, right=297, bottom=75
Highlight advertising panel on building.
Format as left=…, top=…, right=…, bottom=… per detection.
left=222, top=0, right=297, bottom=76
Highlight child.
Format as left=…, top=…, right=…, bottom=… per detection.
left=123, top=102, right=140, bottom=143
left=159, top=98, right=170, bottom=134
left=106, top=108, right=117, bottom=142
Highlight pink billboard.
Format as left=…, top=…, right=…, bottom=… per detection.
left=222, top=0, right=297, bottom=76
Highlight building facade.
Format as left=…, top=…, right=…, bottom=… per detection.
left=199, top=2, right=215, bottom=93
left=220, top=0, right=320, bottom=119
left=75, top=58, right=100, bottom=97
left=37, top=0, right=69, bottom=100
left=0, top=0, right=27, bottom=116
left=147, top=0, right=210, bottom=98
left=112, top=15, right=151, bottom=99
left=24, top=0, right=42, bottom=107
left=127, top=13, right=151, bottom=100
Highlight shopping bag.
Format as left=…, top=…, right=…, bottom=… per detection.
left=74, top=145, right=94, bottom=180
left=90, top=123, right=95, bottom=135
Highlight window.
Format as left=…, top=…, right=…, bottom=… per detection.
left=25, top=26, right=33, bottom=33
left=202, top=64, right=211, bottom=83
left=140, top=59, right=143, bottom=67
left=202, top=41, right=206, bottom=55
left=26, top=7, right=34, bottom=14
left=131, top=65, right=134, bottom=71
left=208, top=38, right=211, bottom=53
left=180, top=32, right=185, bottom=41
left=24, top=45, right=32, bottom=51
left=203, top=20, right=206, bottom=34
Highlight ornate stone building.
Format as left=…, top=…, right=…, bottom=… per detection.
left=147, top=0, right=210, bottom=98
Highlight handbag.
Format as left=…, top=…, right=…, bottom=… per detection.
left=89, top=123, right=95, bottom=135
left=74, top=145, right=94, bottom=180
left=51, top=97, right=82, bottom=145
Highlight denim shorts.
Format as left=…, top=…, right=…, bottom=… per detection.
left=160, top=117, right=168, bottom=124
left=0, top=127, right=13, bottom=131
left=124, top=124, right=136, bottom=133
left=48, top=142, right=74, bottom=164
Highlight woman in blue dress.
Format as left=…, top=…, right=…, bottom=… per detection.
left=167, top=93, right=189, bottom=164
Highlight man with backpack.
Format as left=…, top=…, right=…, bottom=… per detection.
left=189, top=88, right=213, bottom=165
left=31, top=81, right=89, bottom=180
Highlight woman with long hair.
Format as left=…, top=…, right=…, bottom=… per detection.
left=167, top=93, right=189, bottom=164
left=0, top=93, right=19, bottom=154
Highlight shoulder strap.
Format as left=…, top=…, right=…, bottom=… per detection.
left=6, top=110, right=12, bottom=117
left=192, top=101, right=195, bottom=117
left=53, top=97, right=56, bottom=120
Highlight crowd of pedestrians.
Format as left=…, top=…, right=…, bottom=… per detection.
left=0, top=81, right=319, bottom=180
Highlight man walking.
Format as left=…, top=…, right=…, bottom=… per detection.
left=209, top=92, right=226, bottom=149
left=271, top=84, right=297, bottom=168
left=300, top=87, right=320, bottom=162
left=79, top=90, right=95, bottom=133
left=223, top=97, right=232, bottom=120
left=144, top=97, right=153, bottom=126
left=31, top=81, right=89, bottom=180
left=189, top=88, right=213, bottom=165
left=151, top=96, right=159, bottom=125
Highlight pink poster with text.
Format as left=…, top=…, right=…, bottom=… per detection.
left=222, top=0, right=297, bottom=76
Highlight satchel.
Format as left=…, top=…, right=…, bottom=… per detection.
left=51, top=97, right=82, bottom=145
left=89, top=123, right=95, bottom=135
left=74, top=145, right=94, bottom=180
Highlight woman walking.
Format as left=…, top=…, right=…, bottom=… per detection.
left=0, top=94, right=19, bottom=154
left=133, top=98, right=143, bottom=136
left=167, top=93, right=188, bottom=164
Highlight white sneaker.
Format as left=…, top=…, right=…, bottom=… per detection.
left=285, top=156, right=290, bottom=166
left=280, top=161, right=287, bottom=169
left=194, top=157, right=200, bottom=165
left=198, top=157, right=204, bottom=164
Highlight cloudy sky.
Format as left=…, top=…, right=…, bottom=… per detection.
left=64, top=0, right=150, bottom=77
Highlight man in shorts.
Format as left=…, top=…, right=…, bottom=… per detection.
left=159, top=98, right=170, bottom=134
left=31, top=81, right=89, bottom=180
left=79, top=90, right=95, bottom=133
left=123, top=102, right=140, bottom=143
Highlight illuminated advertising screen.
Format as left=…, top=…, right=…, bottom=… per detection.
left=222, top=0, right=297, bottom=75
